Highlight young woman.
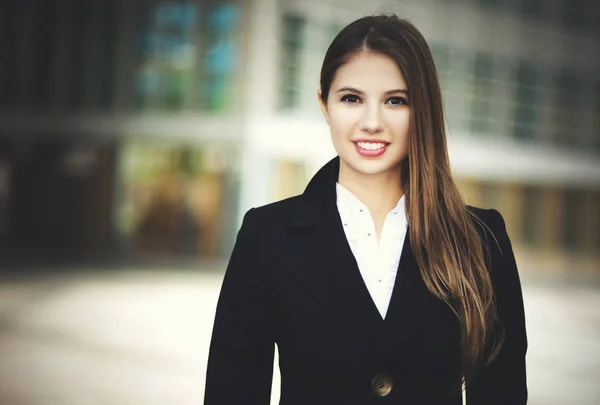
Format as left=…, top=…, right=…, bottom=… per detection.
left=204, top=14, right=527, bottom=405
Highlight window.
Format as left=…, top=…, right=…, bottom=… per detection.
left=136, top=2, right=200, bottom=111
left=280, top=14, right=306, bottom=110
left=470, top=53, right=495, bottom=136
left=200, top=3, right=240, bottom=112
left=430, top=43, right=451, bottom=91
left=513, top=61, right=538, bottom=140
left=31, top=1, right=56, bottom=111
left=99, top=0, right=119, bottom=110
left=135, top=2, right=239, bottom=112
left=116, top=141, right=239, bottom=259
left=552, top=69, right=580, bottom=147
left=0, top=2, right=20, bottom=109
left=12, top=3, right=36, bottom=110
left=67, top=1, right=88, bottom=110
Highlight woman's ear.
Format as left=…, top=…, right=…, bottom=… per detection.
left=317, top=88, right=330, bottom=123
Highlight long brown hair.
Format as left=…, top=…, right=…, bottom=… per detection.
left=320, top=14, right=504, bottom=384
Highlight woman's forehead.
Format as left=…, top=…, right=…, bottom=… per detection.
left=331, top=52, right=407, bottom=91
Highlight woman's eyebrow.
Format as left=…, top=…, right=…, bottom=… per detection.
left=335, top=87, right=409, bottom=95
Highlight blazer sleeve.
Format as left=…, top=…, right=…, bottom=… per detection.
left=204, top=208, right=275, bottom=405
left=467, top=209, right=528, bottom=405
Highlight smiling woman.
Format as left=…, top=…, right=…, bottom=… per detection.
left=204, top=14, right=527, bottom=405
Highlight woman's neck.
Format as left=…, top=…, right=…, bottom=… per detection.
left=338, top=163, right=404, bottom=222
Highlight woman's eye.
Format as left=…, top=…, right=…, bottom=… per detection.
left=387, top=97, right=408, bottom=106
left=341, top=94, right=360, bottom=103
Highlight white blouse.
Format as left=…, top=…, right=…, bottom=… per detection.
left=336, top=183, right=408, bottom=319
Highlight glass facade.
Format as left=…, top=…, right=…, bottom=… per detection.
left=99, top=0, right=120, bottom=110
left=280, top=14, right=306, bottom=110
left=201, top=3, right=240, bottom=111
left=135, top=2, right=240, bottom=111
left=0, top=2, right=20, bottom=109
left=116, top=140, right=241, bottom=259
left=135, top=2, right=201, bottom=110
left=0, top=0, right=240, bottom=113
left=470, top=53, right=496, bottom=136
left=513, top=61, right=539, bottom=141
left=552, top=69, right=580, bottom=147
left=430, top=43, right=452, bottom=91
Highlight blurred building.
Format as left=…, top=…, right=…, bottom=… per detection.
left=0, top=0, right=245, bottom=261
left=0, top=0, right=599, bottom=275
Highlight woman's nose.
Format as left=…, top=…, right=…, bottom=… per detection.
left=360, top=105, right=384, bottom=134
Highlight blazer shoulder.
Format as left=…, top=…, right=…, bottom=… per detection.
left=466, top=205, right=513, bottom=261
left=466, top=205, right=508, bottom=239
left=243, top=194, right=304, bottom=229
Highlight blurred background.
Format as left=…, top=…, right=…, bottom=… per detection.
left=0, top=0, right=598, bottom=404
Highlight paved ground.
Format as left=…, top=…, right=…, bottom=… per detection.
left=0, top=265, right=598, bottom=405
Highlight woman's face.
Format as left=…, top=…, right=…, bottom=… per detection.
left=319, top=51, right=410, bottom=180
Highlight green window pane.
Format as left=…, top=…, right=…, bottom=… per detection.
left=280, top=14, right=306, bottom=109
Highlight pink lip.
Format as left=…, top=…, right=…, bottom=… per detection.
left=353, top=141, right=389, bottom=157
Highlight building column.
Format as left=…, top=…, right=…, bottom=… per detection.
left=237, top=0, right=280, bottom=223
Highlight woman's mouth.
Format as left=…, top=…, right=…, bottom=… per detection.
left=353, top=141, right=389, bottom=157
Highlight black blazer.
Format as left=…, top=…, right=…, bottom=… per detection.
left=204, top=157, right=527, bottom=405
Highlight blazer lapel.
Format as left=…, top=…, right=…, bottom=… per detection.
left=275, top=157, right=384, bottom=335
left=378, top=230, right=446, bottom=355
left=275, top=156, right=446, bottom=346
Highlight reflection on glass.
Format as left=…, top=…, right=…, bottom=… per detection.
left=135, top=2, right=239, bottom=112
left=116, top=140, right=239, bottom=259
left=201, top=3, right=239, bottom=111
left=136, top=3, right=198, bottom=110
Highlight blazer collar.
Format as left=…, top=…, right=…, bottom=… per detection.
left=288, top=156, right=339, bottom=227
left=279, top=156, right=445, bottom=351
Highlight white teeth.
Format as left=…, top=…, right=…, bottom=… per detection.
left=357, top=142, right=385, bottom=150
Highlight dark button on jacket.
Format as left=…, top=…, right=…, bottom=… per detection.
left=371, top=373, right=394, bottom=397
